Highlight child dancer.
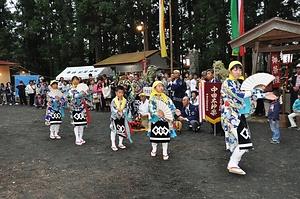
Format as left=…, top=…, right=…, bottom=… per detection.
left=148, top=81, right=177, bottom=160
left=45, top=80, right=65, bottom=139
left=268, top=90, right=281, bottom=144
left=110, top=86, right=132, bottom=151
left=221, top=61, right=276, bottom=175
left=69, top=76, right=90, bottom=146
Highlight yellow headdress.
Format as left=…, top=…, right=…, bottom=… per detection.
left=150, top=81, right=168, bottom=103
left=228, top=61, right=243, bottom=80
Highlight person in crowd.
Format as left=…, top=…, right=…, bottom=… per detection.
left=133, top=74, right=146, bottom=97
left=110, top=76, right=119, bottom=99
left=190, top=73, right=199, bottom=92
left=94, top=78, right=104, bottom=111
left=17, top=81, right=27, bottom=105
left=88, top=73, right=95, bottom=82
left=118, top=75, right=130, bottom=87
left=156, top=73, right=164, bottom=82
left=148, top=81, right=177, bottom=160
left=5, top=82, right=14, bottom=105
left=88, top=79, right=96, bottom=110
left=61, top=80, right=71, bottom=98
left=200, top=70, right=207, bottom=81
left=110, top=86, right=132, bottom=151
left=40, top=82, right=49, bottom=94
left=171, top=70, right=186, bottom=110
left=102, top=74, right=111, bottom=111
left=268, top=90, right=281, bottom=144
left=221, top=61, right=276, bottom=175
left=263, top=82, right=273, bottom=117
left=165, top=77, right=172, bottom=97
left=176, top=96, right=201, bottom=132
left=36, top=83, right=42, bottom=95
left=206, top=69, right=221, bottom=83
left=25, top=80, right=36, bottom=107
left=288, top=91, right=300, bottom=129
left=137, top=92, right=149, bottom=130
left=184, top=73, right=192, bottom=98
left=34, top=94, right=45, bottom=109
left=0, top=83, right=4, bottom=105
left=69, top=76, right=90, bottom=145
left=58, top=77, right=64, bottom=90
left=41, top=90, right=48, bottom=107
left=190, top=90, right=199, bottom=106
left=45, top=80, right=65, bottom=139
left=290, top=63, right=300, bottom=113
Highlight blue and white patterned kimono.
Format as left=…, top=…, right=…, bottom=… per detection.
left=221, top=79, right=265, bottom=152
left=110, top=97, right=133, bottom=143
left=148, top=95, right=177, bottom=142
left=45, top=90, right=65, bottom=125
left=68, top=87, right=91, bottom=126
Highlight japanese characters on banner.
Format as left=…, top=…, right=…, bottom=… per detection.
left=271, top=54, right=282, bottom=88
left=198, top=82, right=222, bottom=124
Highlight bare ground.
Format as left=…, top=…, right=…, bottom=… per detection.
left=0, top=105, right=299, bottom=199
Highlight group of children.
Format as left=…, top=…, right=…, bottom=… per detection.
left=45, top=76, right=90, bottom=145
left=45, top=75, right=176, bottom=160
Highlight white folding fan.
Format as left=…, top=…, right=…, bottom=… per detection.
left=155, top=100, right=173, bottom=121
left=241, top=73, right=275, bottom=91
left=76, top=83, right=89, bottom=93
left=48, top=89, right=63, bottom=98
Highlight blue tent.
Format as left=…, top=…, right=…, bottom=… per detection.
left=14, top=75, right=39, bottom=98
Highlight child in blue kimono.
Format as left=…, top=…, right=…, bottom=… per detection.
left=110, top=86, right=132, bottom=151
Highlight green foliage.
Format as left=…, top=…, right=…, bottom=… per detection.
left=0, top=0, right=299, bottom=79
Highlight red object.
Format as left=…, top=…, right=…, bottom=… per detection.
left=238, top=0, right=245, bottom=56
left=270, top=54, right=282, bottom=88
left=203, top=82, right=222, bottom=124
left=81, top=100, right=91, bottom=124
left=142, top=58, right=147, bottom=72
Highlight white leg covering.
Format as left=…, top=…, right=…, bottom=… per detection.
left=78, top=126, right=84, bottom=141
left=228, top=147, right=246, bottom=168
left=162, top=143, right=168, bottom=156
left=118, top=136, right=124, bottom=146
left=151, top=143, right=158, bottom=153
left=111, top=131, right=116, bottom=147
left=50, top=125, right=55, bottom=137
left=54, top=124, right=60, bottom=136
left=74, top=126, right=80, bottom=143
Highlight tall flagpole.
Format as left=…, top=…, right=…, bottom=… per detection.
left=169, top=0, right=173, bottom=72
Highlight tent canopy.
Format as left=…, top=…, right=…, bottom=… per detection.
left=55, top=66, right=114, bottom=80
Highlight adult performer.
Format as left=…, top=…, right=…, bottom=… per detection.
left=221, top=61, right=276, bottom=175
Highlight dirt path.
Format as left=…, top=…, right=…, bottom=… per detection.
left=0, top=106, right=299, bottom=199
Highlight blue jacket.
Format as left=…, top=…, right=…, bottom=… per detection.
left=268, top=101, right=280, bottom=121
left=171, top=78, right=185, bottom=102
left=181, top=104, right=199, bottom=121
left=292, top=99, right=300, bottom=111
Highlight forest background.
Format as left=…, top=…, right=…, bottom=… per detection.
left=0, top=0, right=299, bottom=79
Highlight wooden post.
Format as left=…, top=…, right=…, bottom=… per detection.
left=169, top=0, right=173, bottom=72
left=252, top=41, right=259, bottom=75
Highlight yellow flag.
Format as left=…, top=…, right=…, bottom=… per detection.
left=159, top=0, right=167, bottom=58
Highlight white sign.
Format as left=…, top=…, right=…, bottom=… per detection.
left=143, top=87, right=152, bottom=96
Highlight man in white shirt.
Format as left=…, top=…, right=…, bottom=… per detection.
left=190, top=73, right=199, bottom=92
left=138, top=93, right=149, bottom=129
